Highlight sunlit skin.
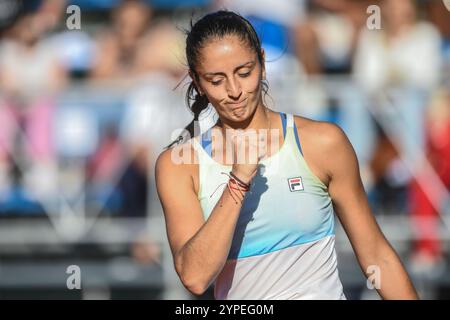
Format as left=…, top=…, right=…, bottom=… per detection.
left=191, top=35, right=282, bottom=165
left=193, top=36, right=264, bottom=125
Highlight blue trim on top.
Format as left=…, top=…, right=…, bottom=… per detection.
left=293, top=120, right=303, bottom=155
left=201, top=130, right=212, bottom=157
left=228, top=200, right=336, bottom=259
left=233, top=229, right=335, bottom=259
left=280, top=112, right=286, bottom=139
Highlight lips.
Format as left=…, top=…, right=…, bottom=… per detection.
left=228, top=98, right=248, bottom=110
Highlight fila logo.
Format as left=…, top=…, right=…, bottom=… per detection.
left=288, top=177, right=304, bottom=192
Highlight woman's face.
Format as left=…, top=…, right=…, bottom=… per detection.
left=192, top=35, right=266, bottom=124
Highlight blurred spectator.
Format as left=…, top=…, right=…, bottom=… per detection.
left=354, top=0, right=442, bottom=92
left=90, top=0, right=153, bottom=79
left=352, top=0, right=442, bottom=210
left=293, top=0, right=376, bottom=75
left=132, top=18, right=186, bottom=79
left=84, top=3, right=191, bottom=276
left=0, top=8, right=66, bottom=100
left=88, top=0, right=186, bottom=216
left=120, top=74, right=192, bottom=219
left=118, top=74, right=191, bottom=269
left=0, top=4, right=67, bottom=201
left=117, top=144, right=149, bottom=218
left=89, top=0, right=187, bottom=80
left=288, top=0, right=381, bottom=162
left=409, top=88, right=450, bottom=271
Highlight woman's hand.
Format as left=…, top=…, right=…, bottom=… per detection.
left=230, top=128, right=264, bottom=184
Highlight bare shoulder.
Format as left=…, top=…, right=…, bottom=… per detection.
left=293, top=115, right=348, bottom=149
left=155, top=139, right=199, bottom=193
left=292, top=115, right=355, bottom=184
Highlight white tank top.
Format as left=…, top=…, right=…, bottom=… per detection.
left=191, top=112, right=346, bottom=300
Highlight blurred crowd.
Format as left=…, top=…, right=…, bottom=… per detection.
left=0, top=0, right=449, bottom=277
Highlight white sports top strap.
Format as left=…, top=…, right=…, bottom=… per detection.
left=286, top=113, right=294, bottom=128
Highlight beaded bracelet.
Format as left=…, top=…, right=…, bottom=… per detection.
left=209, top=172, right=251, bottom=206
left=229, top=171, right=251, bottom=189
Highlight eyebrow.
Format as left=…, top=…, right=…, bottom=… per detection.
left=203, top=60, right=255, bottom=77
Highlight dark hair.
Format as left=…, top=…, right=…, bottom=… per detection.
left=166, top=10, right=269, bottom=149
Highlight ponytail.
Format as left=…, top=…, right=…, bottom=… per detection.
left=165, top=80, right=209, bottom=149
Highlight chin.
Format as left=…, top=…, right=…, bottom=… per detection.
left=231, top=107, right=247, bottom=119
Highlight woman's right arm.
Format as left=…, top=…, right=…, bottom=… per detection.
left=155, top=146, right=253, bottom=296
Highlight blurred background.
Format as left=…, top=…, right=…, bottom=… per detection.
left=0, top=0, right=449, bottom=300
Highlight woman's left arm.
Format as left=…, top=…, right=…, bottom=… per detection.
left=323, top=123, right=419, bottom=300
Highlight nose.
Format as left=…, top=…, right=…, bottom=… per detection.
left=226, top=77, right=242, bottom=100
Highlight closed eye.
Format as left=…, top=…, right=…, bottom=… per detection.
left=211, top=79, right=223, bottom=86
left=239, top=72, right=251, bottom=78
left=210, top=71, right=251, bottom=86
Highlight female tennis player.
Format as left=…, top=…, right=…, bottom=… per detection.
left=155, top=10, right=418, bottom=300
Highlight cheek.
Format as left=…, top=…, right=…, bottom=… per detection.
left=244, top=75, right=263, bottom=99
left=205, top=87, right=227, bottom=103
left=198, top=79, right=223, bottom=100
left=249, top=77, right=262, bottom=93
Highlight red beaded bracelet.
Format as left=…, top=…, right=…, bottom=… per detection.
left=209, top=172, right=251, bottom=206
left=229, top=171, right=251, bottom=189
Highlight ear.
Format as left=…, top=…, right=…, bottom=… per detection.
left=189, top=70, right=204, bottom=96
left=261, top=48, right=266, bottom=80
